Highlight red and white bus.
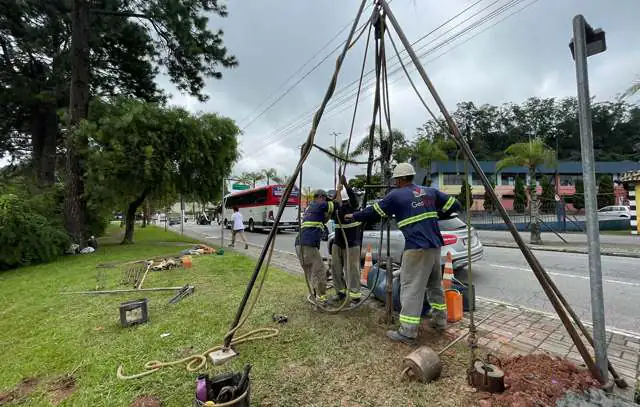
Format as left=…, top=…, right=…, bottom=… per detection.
left=223, top=185, right=301, bottom=232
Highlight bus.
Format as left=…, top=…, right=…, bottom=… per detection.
left=223, top=185, right=301, bottom=232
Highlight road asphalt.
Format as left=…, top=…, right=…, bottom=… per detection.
left=173, top=222, right=640, bottom=334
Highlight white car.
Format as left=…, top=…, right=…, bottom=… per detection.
left=597, top=206, right=631, bottom=219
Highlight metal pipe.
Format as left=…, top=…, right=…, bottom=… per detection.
left=222, top=0, right=369, bottom=349
left=572, top=14, right=608, bottom=382
left=62, top=286, right=187, bottom=295
left=378, top=0, right=602, bottom=383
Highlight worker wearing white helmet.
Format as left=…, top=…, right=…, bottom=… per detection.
left=329, top=175, right=363, bottom=304
left=346, top=162, right=461, bottom=344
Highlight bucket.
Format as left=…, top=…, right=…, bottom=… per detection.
left=367, top=265, right=431, bottom=316
left=182, top=255, right=193, bottom=268
left=194, top=367, right=251, bottom=407
left=452, top=279, right=475, bottom=312
left=445, top=289, right=463, bottom=323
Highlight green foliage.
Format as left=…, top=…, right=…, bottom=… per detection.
left=496, top=138, right=557, bottom=174
left=414, top=137, right=450, bottom=173
left=483, top=179, right=496, bottom=212
left=0, top=193, right=69, bottom=270
left=348, top=174, right=382, bottom=192
left=457, top=179, right=473, bottom=210
left=572, top=179, right=585, bottom=211
left=540, top=175, right=556, bottom=213
left=514, top=176, right=526, bottom=213
left=597, top=175, right=615, bottom=208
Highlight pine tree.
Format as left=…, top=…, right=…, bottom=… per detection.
left=572, top=179, right=585, bottom=211
left=457, top=180, right=474, bottom=210
left=483, top=179, right=496, bottom=212
left=597, top=175, right=615, bottom=208
left=540, top=175, right=556, bottom=213
left=514, top=176, right=526, bottom=213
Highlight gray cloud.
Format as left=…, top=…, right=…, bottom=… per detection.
left=162, top=0, right=640, bottom=191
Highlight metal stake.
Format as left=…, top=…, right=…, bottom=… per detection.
left=572, top=14, right=608, bottom=382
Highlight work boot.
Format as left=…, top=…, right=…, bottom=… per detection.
left=315, top=294, right=329, bottom=307
left=244, top=243, right=249, bottom=249
left=429, top=310, right=447, bottom=331
left=349, top=290, right=362, bottom=304
left=387, top=324, right=418, bottom=346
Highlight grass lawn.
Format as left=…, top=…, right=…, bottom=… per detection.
left=1, top=226, right=473, bottom=407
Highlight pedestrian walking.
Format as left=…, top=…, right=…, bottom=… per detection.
left=230, top=207, right=249, bottom=249
left=346, top=163, right=461, bottom=344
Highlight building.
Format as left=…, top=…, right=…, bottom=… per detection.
left=620, top=170, right=640, bottom=235
left=413, top=160, right=640, bottom=211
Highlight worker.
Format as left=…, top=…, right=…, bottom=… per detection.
left=330, top=175, right=362, bottom=304
left=295, top=189, right=336, bottom=305
left=346, top=162, right=461, bottom=344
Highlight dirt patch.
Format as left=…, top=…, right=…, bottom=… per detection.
left=131, top=395, right=162, bottom=407
left=0, top=377, right=40, bottom=405
left=47, top=375, right=76, bottom=406
left=478, top=354, right=600, bottom=406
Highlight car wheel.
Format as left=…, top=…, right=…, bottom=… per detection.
left=249, top=219, right=255, bottom=233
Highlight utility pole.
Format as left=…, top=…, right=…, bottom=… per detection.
left=180, top=194, right=185, bottom=236
left=570, top=14, right=609, bottom=383
left=221, top=179, right=226, bottom=248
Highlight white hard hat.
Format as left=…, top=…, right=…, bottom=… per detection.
left=340, top=189, right=349, bottom=201
left=392, top=162, right=416, bottom=179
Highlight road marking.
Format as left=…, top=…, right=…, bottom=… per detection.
left=487, top=263, right=640, bottom=287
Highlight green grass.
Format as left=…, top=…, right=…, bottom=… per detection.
left=0, top=226, right=472, bottom=407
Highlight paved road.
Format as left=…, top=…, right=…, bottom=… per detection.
left=175, top=222, right=640, bottom=334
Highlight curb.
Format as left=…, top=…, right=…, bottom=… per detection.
left=483, top=243, right=640, bottom=259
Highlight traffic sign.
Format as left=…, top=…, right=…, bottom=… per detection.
left=232, top=183, right=250, bottom=190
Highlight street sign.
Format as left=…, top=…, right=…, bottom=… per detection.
left=232, top=183, right=250, bottom=191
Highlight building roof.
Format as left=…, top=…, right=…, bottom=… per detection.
left=414, top=160, right=640, bottom=177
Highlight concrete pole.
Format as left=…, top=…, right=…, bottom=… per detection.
left=221, top=180, right=225, bottom=248
left=572, top=14, right=608, bottom=382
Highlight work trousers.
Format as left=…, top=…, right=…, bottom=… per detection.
left=331, top=245, right=361, bottom=298
left=399, top=248, right=446, bottom=328
left=231, top=229, right=248, bottom=247
left=295, top=245, right=327, bottom=299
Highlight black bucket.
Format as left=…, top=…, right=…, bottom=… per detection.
left=194, top=365, right=251, bottom=406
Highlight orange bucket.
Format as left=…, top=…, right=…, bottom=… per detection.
left=445, top=289, right=463, bottom=323
left=181, top=255, right=192, bottom=268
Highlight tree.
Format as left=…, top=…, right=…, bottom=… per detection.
left=262, top=168, right=278, bottom=185
left=496, top=138, right=556, bottom=244
left=82, top=98, right=239, bottom=244
left=621, top=77, right=639, bottom=99
left=572, top=179, right=585, bottom=211
left=414, top=137, right=449, bottom=184
left=597, top=175, right=615, bottom=209
left=457, top=179, right=473, bottom=211
left=325, top=139, right=362, bottom=168
left=483, top=179, right=496, bottom=212
left=540, top=175, right=556, bottom=214
left=353, top=126, right=407, bottom=166
left=238, top=172, right=264, bottom=188
left=514, top=176, right=526, bottom=214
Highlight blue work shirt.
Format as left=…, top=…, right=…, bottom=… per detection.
left=333, top=186, right=362, bottom=249
left=352, top=184, right=461, bottom=250
left=295, top=200, right=336, bottom=248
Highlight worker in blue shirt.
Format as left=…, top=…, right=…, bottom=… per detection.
left=330, top=175, right=362, bottom=304
left=346, top=162, right=461, bottom=344
left=295, top=189, right=336, bottom=305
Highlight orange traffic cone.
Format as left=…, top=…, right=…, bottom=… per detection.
left=361, top=244, right=373, bottom=285
left=442, top=251, right=454, bottom=289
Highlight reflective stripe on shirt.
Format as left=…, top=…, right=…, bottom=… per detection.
left=301, top=221, right=324, bottom=229
left=443, top=196, right=456, bottom=211
left=334, top=221, right=361, bottom=229
left=396, top=211, right=438, bottom=228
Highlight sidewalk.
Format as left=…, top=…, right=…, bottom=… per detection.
left=207, top=232, right=639, bottom=402
left=478, top=230, right=640, bottom=258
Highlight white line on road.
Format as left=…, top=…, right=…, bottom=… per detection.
left=487, top=263, right=640, bottom=287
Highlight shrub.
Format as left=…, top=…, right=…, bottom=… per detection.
left=0, top=193, right=69, bottom=270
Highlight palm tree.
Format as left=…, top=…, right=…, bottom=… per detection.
left=262, top=168, right=278, bottom=185
left=414, top=138, right=449, bottom=186
left=353, top=126, right=406, bottom=161
left=496, top=138, right=556, bottom=245
left=326, top=139, right=361, bottom=166
left=621, top=77, right=640, bottom=99
left=237, top=171, right=264, bottom=188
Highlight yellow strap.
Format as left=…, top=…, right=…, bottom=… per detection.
left=443, top=196, right=456, bottom=211
left=335, top=221, right=361, bottom=229
left=373, top=202, right=386, bottom=218
left=396, top=211, right=437, bottom=228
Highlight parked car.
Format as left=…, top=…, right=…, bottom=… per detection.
left=597, top=205, right=631, bottom=219
left=168, top=216, right=181, bottom=226
left=326, top=213, right=484, bottom=271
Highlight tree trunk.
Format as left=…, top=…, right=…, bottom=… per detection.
left=64, top=0, right=90, bottom=246
left=529, top=168, right=542, bottom=245
left=122, top=190, right=149, bottom=244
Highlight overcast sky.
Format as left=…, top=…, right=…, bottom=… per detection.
left=5, top=0, right=639, bottom=192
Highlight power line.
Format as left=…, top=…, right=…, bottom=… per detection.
left=244, top=0, right=539, bottom=161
